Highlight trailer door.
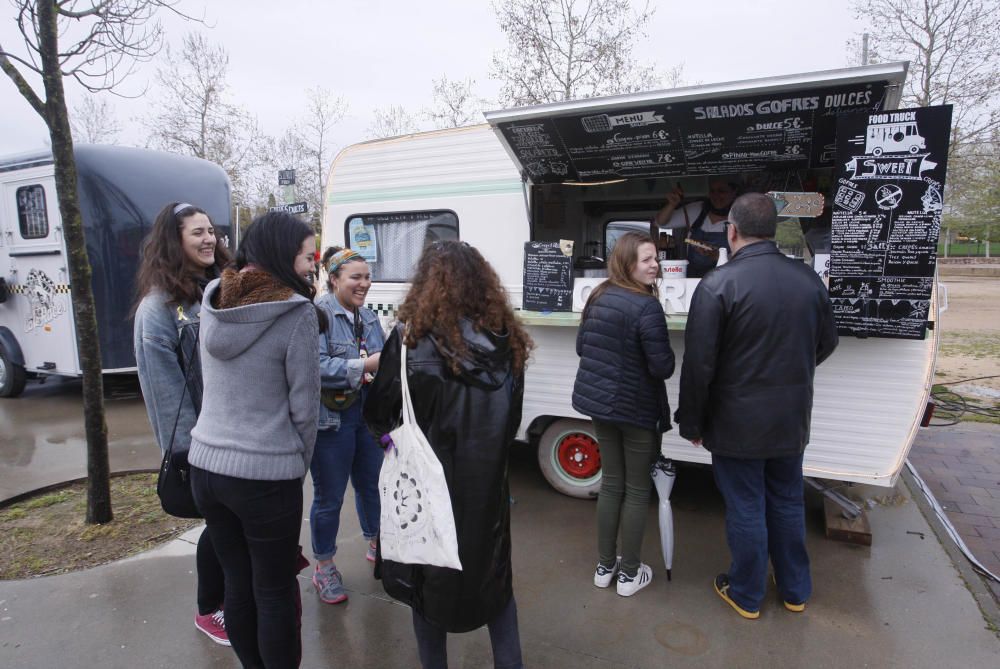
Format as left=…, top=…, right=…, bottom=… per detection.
left=1, top=176, right=80, bottom=375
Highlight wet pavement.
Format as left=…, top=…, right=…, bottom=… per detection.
left=1, top=378, right=999, bottom=668
left=0, top=376, right=159, bottom=502
left=908, top=422, right=1000, bottom=598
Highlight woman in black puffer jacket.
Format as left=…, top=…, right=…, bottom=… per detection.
left=572, top=231, right=675, bottom=598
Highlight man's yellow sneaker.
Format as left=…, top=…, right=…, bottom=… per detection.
left=783, top=600, right=806, bottom=612
left=714, top=574, right=760, bottom=620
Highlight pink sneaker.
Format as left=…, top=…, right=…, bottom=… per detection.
left=366, top=540, right=377, bottom=563
left=194, top=609, right=231, bottom=646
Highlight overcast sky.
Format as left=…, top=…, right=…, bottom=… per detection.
left=1, top=0, right=868, bottom=157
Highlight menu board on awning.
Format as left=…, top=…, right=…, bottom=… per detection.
left=495, top=82, right=888, bottom=183
left=828, top=105, right=953, bottom=339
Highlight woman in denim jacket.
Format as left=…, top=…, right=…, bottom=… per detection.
left=133, top=202, right=231, bottom=645
left=310, top=247, right=385, bottom=604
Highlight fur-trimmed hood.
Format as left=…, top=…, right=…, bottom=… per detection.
left=200, top=269, right=311, bottom=361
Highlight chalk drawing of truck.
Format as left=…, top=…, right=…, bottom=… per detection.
left=865, top=120, right=926, bottom=156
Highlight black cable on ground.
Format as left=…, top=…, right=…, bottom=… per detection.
left=928, top=374, right=1000, bottom=426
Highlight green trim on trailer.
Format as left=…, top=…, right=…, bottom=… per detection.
left=328, top=179, right=522, bottom=204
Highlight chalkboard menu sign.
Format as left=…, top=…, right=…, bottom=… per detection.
left=495, top=81, right=888, bottom=183
left=828, top=105, right=953, bottom=339
left=522, top=241, right=573, bottom=311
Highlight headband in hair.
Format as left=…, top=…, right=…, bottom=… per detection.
left=173, top=202, right=196, bottom=215
left=326, top=249, right=364, bottom=274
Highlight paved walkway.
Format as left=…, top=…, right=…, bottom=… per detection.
left=908, top=422, right=1000, bottom=598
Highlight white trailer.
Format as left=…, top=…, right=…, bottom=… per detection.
left=323, top=63, right=941, bottom=498
left=0, top=145, right=232, bottom=397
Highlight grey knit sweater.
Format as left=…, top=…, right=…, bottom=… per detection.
left=188, top=276, right=320, bottom=481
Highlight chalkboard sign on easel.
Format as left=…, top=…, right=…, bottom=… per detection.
left=522, top=241, right=573, bottom=312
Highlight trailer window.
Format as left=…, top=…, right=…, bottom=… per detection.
left=16, top=185, right=49, bottom=239
left=344, top=210, right=458, bottom=282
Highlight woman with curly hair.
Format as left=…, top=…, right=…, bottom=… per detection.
left=365, top=240, right=533, bottom=669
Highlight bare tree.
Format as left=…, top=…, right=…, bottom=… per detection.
left=0, top=0, right=196, bottom=524
left=298, top=87, right=347, bottom=229
left=367, top=105, right=420, bottom=139
left=425, top=75, right=486, bottom=129
left=71, top=96, right=123, bottom=144
left=144, top=32, right=264, bottom=205
left=491, top=0, right=659, bottom=106
left=851, top=0, right=1000, bottom=150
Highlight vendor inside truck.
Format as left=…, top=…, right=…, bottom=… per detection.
left=649, top=175, right=740, bottom=278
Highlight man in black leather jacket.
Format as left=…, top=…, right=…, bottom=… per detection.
left=675, top=192, right=838, bottom=620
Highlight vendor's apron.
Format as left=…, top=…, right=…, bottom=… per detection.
left=687, top=204, right=730, bottom=278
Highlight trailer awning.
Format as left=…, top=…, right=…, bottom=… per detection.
left=484, top=63, right=908, bottom=184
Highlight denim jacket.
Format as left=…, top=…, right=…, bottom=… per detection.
left=316, top=293, right=385, bottom=431
left=133, top=290, right=203, bottom=454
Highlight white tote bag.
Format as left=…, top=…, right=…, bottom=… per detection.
left=378, top=343, right=463, bottom=571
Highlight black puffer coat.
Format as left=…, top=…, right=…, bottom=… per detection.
left=364, top=320, right=523, bottom=633
left=572, top=285, right=676, bottom=432
left=674, top=241, right=839, bottom=459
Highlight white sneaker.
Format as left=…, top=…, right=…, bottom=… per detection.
left=593, top=556, right=621, bottom=588
left=616, top=563, right=653, bottom=597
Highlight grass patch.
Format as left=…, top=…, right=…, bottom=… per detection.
left=0, top=473, right=200, bottom=580
left=939, top=330, right=1000, bottom=360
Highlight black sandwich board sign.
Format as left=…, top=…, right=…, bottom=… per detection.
left=828, top=105, right=952, bottom=340
left=494, top=81, right=888, bottom=183
left=522, top=241, right=573, bottom=312
left=269, top=201, right=308, bottom=215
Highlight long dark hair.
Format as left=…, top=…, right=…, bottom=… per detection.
left=396, top=241, right=533, bottom=375
left=237, top=211, right=327, bottom=331
left=583, top=231, right=660, bottom=320
left=237, top=211, right=316, bottom=302
left=133, top=202, right=231, bottom=309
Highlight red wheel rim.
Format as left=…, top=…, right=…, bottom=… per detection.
left=556, top=433, right=601, bottom=480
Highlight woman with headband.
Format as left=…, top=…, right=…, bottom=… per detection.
left=309, top=246, right=384, bottom=604
left=133, top=202, right=231, bottom=646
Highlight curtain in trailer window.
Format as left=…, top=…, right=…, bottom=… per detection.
left=16, top=185, right=49, bottom=239
left=346, top=211, right=458, bottom=282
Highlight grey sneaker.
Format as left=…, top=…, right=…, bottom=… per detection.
left=313, top=563, right=348, bottom=604
left=593, top=556, right=621, bottom=588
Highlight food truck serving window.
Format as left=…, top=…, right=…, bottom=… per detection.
left=344, top=210, right=459, bottom=282
left=16, top=185, right=49, bottom=240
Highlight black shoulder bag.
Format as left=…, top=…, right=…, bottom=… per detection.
left=156, top=327, right=202, bottom=519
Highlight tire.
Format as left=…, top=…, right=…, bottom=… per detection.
left=872, top=147, right=883, bottom=157
left=909, top=144, right=920, bottom=154
left=0, top=349, right=27, bottom=398
left=537, top=418, right=602, bottom=499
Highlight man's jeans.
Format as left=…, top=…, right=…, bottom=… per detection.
left=711, top=453, right=811, bottom=611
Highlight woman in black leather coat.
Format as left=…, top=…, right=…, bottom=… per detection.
left=365, top=241, right=533, bottom=669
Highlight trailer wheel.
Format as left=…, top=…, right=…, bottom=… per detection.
left=0, top=350, right=27, bottom=398
left=537, top=419, right=602, bottom=499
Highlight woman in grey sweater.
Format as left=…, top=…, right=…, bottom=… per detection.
left=189, top=211, right=322, bottom=669
left=133, top=202, right=231, bottom=645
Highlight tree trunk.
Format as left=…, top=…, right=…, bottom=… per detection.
left=37, top=2, right=112, bottom=524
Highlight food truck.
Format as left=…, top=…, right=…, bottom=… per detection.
left=323, top=62, right=951, bottom=499
left=0, top=145, right=232, bottom=397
